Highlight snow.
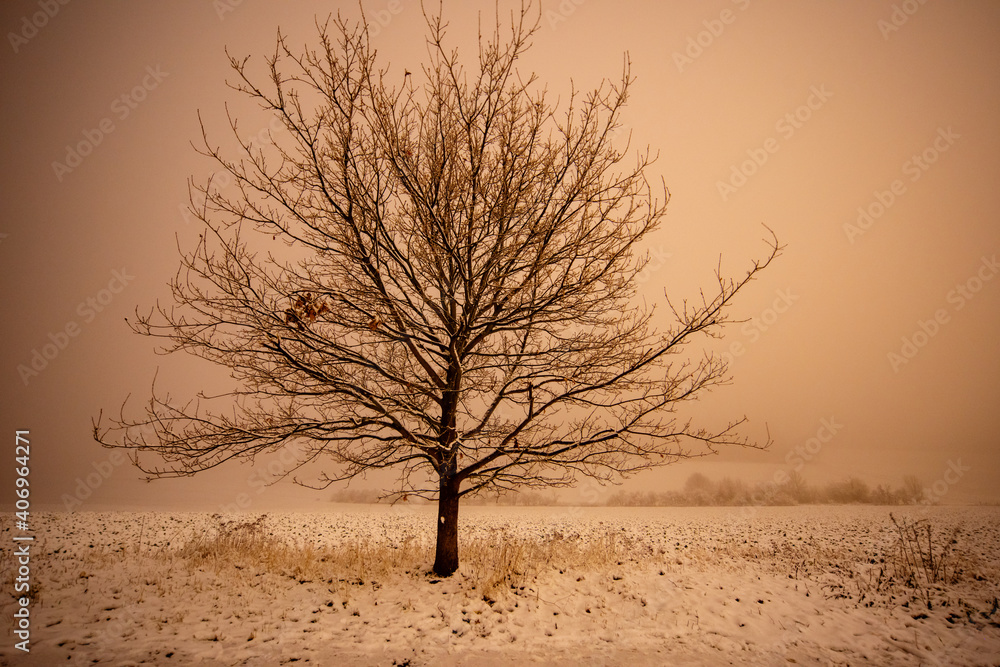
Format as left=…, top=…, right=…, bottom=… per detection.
left=1, top=505, right=998, bottom=665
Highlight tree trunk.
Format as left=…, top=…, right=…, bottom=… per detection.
left=433, top=476, right=460, bottom=576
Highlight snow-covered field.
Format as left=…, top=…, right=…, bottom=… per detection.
left=2, top=505, right=999, bottom=666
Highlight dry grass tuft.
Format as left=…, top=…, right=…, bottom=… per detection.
left=889, top=513, right=961, bottom=588
left=172, top=514, right=428, bottom=587
left=815, top=514, right=982, bottom=614
left=460, top=529, right=632, bottom=600
left=159, top=516, right=639, bottom=602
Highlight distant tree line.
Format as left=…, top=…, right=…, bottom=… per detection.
left=607, top=472, right=929, bottom=507
left=330, top=473, right=931, bottom=506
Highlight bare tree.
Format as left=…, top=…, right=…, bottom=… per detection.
left=94, top=2, right=779, bottom=576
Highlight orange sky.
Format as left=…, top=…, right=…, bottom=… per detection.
left=1, top=0, right=998, bottom=510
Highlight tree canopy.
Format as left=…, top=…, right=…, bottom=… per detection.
left=95, top=1, right=779, bottom=575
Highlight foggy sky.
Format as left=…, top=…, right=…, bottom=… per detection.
left=1, top=0, right=998, bottom=511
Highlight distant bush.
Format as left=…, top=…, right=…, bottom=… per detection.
left=714, top=477, right=750, bottom=505
left=824, top=477, right=871, bottom=504
left=329, top=487, right=384, bottom=504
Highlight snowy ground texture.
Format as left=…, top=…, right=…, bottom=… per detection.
left=1, top=505, right=999, bottom=666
